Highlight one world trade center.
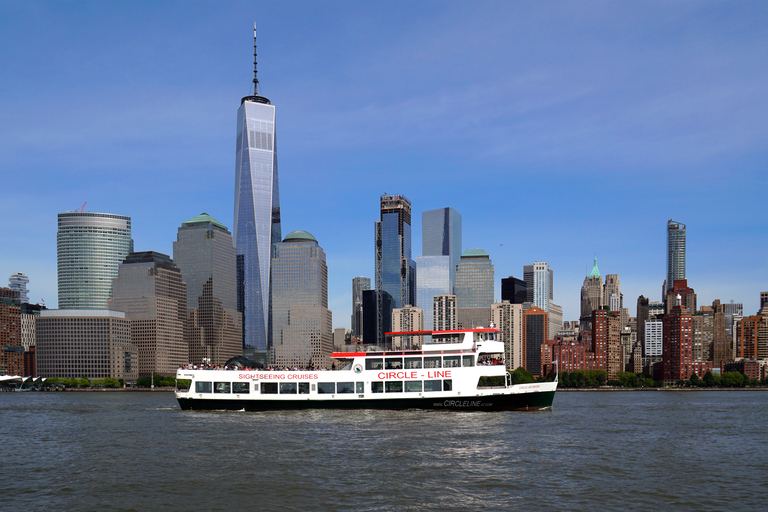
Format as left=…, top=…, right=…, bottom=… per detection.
left=234, top=25, right=280, bottom=349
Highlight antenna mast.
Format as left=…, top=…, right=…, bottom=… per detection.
left=252, top=23, right=259, bottom=95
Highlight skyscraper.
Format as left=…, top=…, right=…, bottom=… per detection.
left=415, top=255, right=451, bottom=330
left=391, top=305, right=424, bottom=350
left=604, top=274, right=622, bottom=312
left=524, top=262, right=553, bottom=312
left=580, top=257, right=602, bottom=319
left=421, top=207, right=462, bottom=290
left=108, top=251, right=187, bottom=377
left=501, top=276, right=527, bottom=305
left=666, top=220, right=686, bottom=294
left=455, top=249, right=494, bottom=329
left=8, top=273, right=29, bottom=304
left=234, top=26, right=281, bottom=350
left=57, top=211, right=133, bottom=309
left=173, top=213, right=242, bottom=366
left=491, top=301, right=523, bottom=370
left=375, top=194, right=416, bottom=344
left=270, top=230, right=332, bottom=368
left=350, top=276, right=370, bottom=339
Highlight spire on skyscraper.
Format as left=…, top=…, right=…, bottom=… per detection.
left=252, top=23, right=260, bottom=96
left=588, top=256, right=600, bottom=279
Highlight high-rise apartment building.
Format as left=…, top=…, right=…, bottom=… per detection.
left=270, top=231, right=332, bottom=369
left=0, top=288, right=22, bottom=376
left=433, top=294, right=457, bottom=335
left=491, top=301, right=523, bottom=370
left=644, top=320, right=663, bottom=358
left=663, top=295, right=694, bottom=383
left=391, top=305, right=424, bottom=350
left=57, top=211, right=133, bottom=309
left=375, top=194, right=416, bottom=344
left=692, top=306, right=714, bottom=362
left=735, top=314, right=768, bottom=360
left=108, top=251, right=188, bottom=377
left=36, top=309, right=137, bottom=382
left=8, top=273, right=29, bottom=304
left=666, top=220, right=686, bottom=294
left=173, top=213, right=242, bottom=366
left=455, top=249, right=494, bottom=329
left=421, top=207, right=462, bottom=291
left=666, top=279, right=697, bottom=315
left=234, top=27, right=281, bottom=350
left=350, top=277, right=370, bottom=340
left=525, top=262, right=553, bottom=312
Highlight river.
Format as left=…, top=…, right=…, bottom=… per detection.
left=1, top=390, right=765, bottom=511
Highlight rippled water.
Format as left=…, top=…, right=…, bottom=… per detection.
left=1, top=390, right=765, bottom=511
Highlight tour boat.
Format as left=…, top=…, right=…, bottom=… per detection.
left=175, top=328, right=557, bottom=411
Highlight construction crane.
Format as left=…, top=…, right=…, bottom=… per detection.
left=80, top=202, right=86, bottom=212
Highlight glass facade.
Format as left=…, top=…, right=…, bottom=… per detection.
left=421, top=207, right=462, bottom=292
left=375, top=195, right=415, bottom=345
left=8, top=273, right=29, bottom=304
left=666, top=220, right=686, bottom=293
left=57, top=212, right=133, bottom=310
left=173, top=214, right=242, bottom=366
left=270, top=232, right=332, bottom=368
left=524, top=262, right=553, bottom=312
left=350, top=276, right=370, bottom=339
left=455, top=250, right=494, bottom=329
left=234, top=97, right=280, bottom=349
left=416, top=255, right=451, bottom=330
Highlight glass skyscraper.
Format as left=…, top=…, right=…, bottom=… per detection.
left=524, top=261, right=553, bottom=312
left=422, top=207, right=462, bottom=290
left=8, top=273, right=29, bottom=304
left=57, top=211, right=133, bottom=309
left=375, top=194, right=416, bottom=344
left=173, top=213, right=242, bottom=366
left=270, top=231, right=332, bottom=368
left=350, top=276, right=371, bottom=339
left=234, top=27, right=280, bottom=349
left=455, top=249, right=494, bottom=329
left=417, top=207, right=461, bottom=331
left=416, top=255, right=451, bottom=330
left=666, top=219, right=686, bottom=293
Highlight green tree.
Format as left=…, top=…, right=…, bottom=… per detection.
left=136, top=377, right=152, bottom=388
left=703, top=371, right=717, bottom=387
left=690, top=373, right=701, bottom=387
left=509, top=367, right=535, bottom=385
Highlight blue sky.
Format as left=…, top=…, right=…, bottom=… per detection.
left=1, top=0, right=766, bottom=325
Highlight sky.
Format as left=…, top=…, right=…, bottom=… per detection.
left=1, top=0, right=766, bottom=326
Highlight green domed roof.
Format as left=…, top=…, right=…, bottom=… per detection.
left=283, top=230, right=317, bottom=243
left=181, top=212, right=228, bottom=231
left=461, top=248, right=489, bottom=258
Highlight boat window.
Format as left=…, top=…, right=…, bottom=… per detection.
left=254, top=383, right=260, bottom=393
left=385, top=381, right=403, bottom=393
left=405, top=381, right=422, bottom=393
left=356, top=382, right=364, bottom=394
left=280, top=382, right=297, bottom=394
left=424, top=380, right=442, bottom=392
left=232, top=382, right=249, bottom=394
left=443, top=380, right=453, bottom=391
left=299, top=382, right=310, bottom=394
left=318, top=382, right=336, bottom=394
left=404, top=357, right=422, bottom=369
left=261, top=382, right=278, bottom=394
left=424, top=357, right=441, bottom=368
left=337, top=382, right=354, bottom=394
left=385, top=357, right=403, bottom=369
left=214, top=382, right=231, bottom=394
left=365, top=358, right=383, bottom=370
left=371, top=381, right=384, bottom=393
left=444, top=356, right=460, bottom=368
left=462, top=355, right=475, bottom=367
left=176, top=379, right=191, bottom=392
left=195, top=381, right=212, bottom=393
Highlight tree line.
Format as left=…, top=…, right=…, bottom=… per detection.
left=43, top=375, right=178, bottom=389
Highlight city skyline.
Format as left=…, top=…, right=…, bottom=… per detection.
left=1, top=2, right=766, bottom=324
